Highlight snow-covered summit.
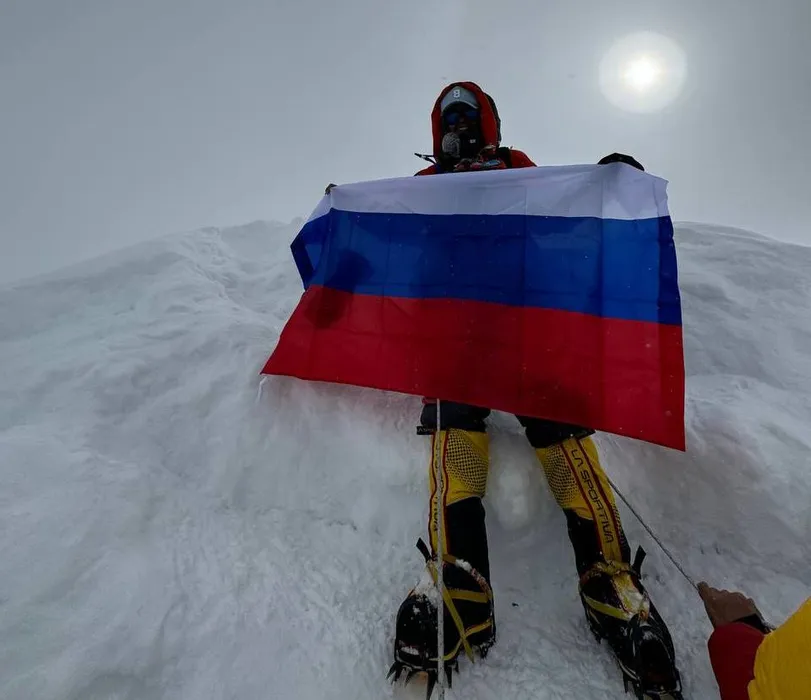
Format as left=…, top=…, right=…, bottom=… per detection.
left=1, top=220, right=809, bottom=699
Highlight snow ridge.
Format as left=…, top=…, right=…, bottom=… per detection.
left=0, top=220, right=809, bottom=700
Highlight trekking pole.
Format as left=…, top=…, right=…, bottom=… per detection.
left=433, top=399, right=446, bottom=699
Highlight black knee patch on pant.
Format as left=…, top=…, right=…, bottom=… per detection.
left=420, top=401, right=491, bottom=433
left=445, top=497, right=491, bottom=584
left=518, top=416, right=595, bottom=449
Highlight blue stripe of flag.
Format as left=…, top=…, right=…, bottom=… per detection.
left=291, top=210, right=681, bottom=325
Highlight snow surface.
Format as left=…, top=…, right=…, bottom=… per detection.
left=1, top=219, right=809, bottom=700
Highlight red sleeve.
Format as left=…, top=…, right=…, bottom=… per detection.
left=708, top=622, right=765, bottom=700
left=508, top=149, right=536, bottom=168
left=415, top=164, right=438, bottom=176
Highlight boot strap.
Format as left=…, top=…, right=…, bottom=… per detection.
left=579, top=552, right=650, bottom=623
left=579, top=560, right=634, bottom=585
left=417, top=538, right=494, bottom=662
left=579, top=546, right=647, bottom=586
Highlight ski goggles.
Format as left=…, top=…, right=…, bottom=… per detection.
left=443, top=108, right=479, bottom=126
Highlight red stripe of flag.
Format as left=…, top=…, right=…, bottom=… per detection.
left=262, top=286, right=685, bottom=449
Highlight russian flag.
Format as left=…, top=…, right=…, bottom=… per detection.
left=263, top=164, right=685, bottom=449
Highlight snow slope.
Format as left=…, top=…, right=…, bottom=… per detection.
left=1, top=219, right=809, bottom=700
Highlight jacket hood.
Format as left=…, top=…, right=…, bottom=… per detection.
left=431, top=82, right=502, bottom=159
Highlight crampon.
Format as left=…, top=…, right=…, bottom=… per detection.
left=388, top=539, right=494, bottom=699
left=581, top=548, right=684, bottom=700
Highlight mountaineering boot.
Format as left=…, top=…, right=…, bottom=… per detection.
left=389, top=425, right=495, bottom=696
left=580, top=551, right=683, bottom=699
left=532, top=434, right=682, bottom=698
left=389, top=539, right=495, bottom=697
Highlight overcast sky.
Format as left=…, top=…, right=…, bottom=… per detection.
left=1, top=0, right=810, bottom=283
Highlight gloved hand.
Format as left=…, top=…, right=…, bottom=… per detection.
left=452, top=157, right=507, bottom=173
left=325, top=183, right=337, bottom=195
left=598, top=153, right=645, bottom=171
left=452, top=145, right=508, bottom=172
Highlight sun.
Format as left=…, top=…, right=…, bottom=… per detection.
left=600, top=32, right=686, bottom=113
left=623, top=55, right=662, bottom=92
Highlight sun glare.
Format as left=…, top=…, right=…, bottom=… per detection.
left=600, top=32, right=686, bottom=113
left=623, top=55, right=662, bottom=92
